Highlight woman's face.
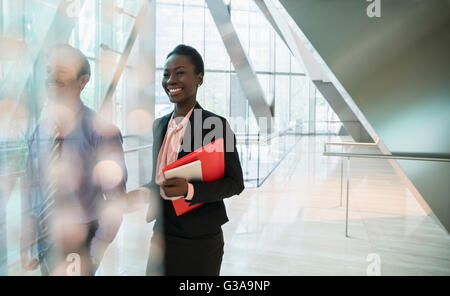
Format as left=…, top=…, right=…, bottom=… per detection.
left=162, top=54, right=203, bottom=105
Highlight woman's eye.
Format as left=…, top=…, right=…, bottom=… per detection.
left=176, top=71, right=184, bottom=75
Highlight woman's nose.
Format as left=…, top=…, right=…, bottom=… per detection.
left=167, top=73, right=177, bottom=85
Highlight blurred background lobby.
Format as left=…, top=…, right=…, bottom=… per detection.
left=0, top=0, right=449, bottom=276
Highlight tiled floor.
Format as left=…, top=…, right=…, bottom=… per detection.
left=8, top=135, right=449, bottom=275
left=98, top=135, right=450, bottom=276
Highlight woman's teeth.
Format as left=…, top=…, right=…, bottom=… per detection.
left=169, top=88, right=182, bottom=95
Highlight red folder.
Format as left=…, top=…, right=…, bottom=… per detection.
left=162, top=138, right=225, bottom=216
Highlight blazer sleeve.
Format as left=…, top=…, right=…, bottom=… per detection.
left=189, top=119, right=245, bottom=204
left=142, top=119, right=161, bottom=200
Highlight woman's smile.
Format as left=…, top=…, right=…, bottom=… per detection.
left=168, top=87, right=183, bottom=97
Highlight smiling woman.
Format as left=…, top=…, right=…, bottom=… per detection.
left=126, top=44, right=245, bottom=276
left=162, top=45, right=204, bottom=117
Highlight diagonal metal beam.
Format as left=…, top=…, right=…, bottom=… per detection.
left=255, top=0, right=373, bottom=142
left=252, top=0, right=288, bottom=51
left=254, top=1, right=324, bottom=81
left=205, top=0, right=273, bottom=132
left=99, top=0, right=151, bottom=120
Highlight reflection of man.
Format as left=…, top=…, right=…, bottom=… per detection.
left=20, top=44, right=128, bottom=275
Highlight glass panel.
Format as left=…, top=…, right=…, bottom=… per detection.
left=315, top=88, right=328, bottom=134
left=0, top=0, right=345, bottom=276
left=229, top=73, right=247, bottom=134
left=316, top=89, right=341, bottom=134
left=0, top=0, right=152, bottom=275
left=230, top=8, right=249, bottom=55
left=183, top=5, right=204, bottom=53
left=203, top=72, right=227, bottom=117
left=184, top=0, right=205, bottom=7
left=275, top=34, right=289, bottom=73
left=77, top=0, right=97, bottom=57
left=231, top=0, right=250, bottom=10
left=290, top=75, right=309, bottom=133
left=249, top=11, right=271, bottom=72
left=156, top=2, right=183, bottom=68
left=204, top=6, right=229, bottom=70
left=290, top=54, right=304, bottom=74
left=275, top=75, right=289, bottom=131
left=1, top=0, right=59, bottom=94
left=247, top=106, right=259, bottom=135
left=156, top=0, right=180, bottom=5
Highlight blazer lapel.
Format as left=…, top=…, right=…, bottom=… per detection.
left=155, top=113, right=172, bottom=152
left=152, top=112, right=172, bottom=179
left=178, top=101, right=203, bottom=159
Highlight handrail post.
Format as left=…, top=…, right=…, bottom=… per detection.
left=345, top=156, right=350, bottom=238
left=257, top=131, right=260, bottom=187
left=0, top=195, right=7, bottom=275
left=340, top=154, right=344, bottom=207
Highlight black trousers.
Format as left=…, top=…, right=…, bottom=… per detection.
left=39, top=220, right=98, bottom=276
left=146, top=229, right=224, bottom=276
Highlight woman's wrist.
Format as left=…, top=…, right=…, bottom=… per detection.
left=184, top=183, right=194, bottom=201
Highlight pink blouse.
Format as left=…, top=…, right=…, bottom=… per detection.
left=155, top=107, right=195, bottom=200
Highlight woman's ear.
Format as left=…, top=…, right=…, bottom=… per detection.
left=197, top=73, right=204, bottom=87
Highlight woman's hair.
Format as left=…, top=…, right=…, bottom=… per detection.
left=166, top=44, right=204, bottom=75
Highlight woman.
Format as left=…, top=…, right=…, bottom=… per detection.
left=129, top=44, right=244, bottom=276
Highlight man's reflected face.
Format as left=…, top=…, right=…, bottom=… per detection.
left=45, top=49, right=88, bottom=103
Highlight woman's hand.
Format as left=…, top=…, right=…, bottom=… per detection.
left=161, top=178, right=188, bottom=199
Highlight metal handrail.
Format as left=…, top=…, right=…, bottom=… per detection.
left=236, top=128, right=295, bottom=146
left=0, top=146, right=27, bottom=152
left=0, top=145, right=153, bottom=179
left=323, top=151, right=450, bottom=162
left=323, top=148, right=450, bottom=238
left=123, top=144, right=152, bottom=154
left=324, top=137, right=379, bottom=153
left=236, top=141, right=262, bottom=145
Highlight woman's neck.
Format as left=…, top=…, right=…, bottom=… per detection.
left=174, top=98, right=196, bottom=118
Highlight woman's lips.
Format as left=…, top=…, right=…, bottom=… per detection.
left=168, top=87, right=182, bottom=96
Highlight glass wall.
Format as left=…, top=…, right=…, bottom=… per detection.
left=0, top=0, right=151, bottom=276
left=315, top=87, right=341, bottom=134
left=152, top=0, right=341, bottom=136
left=0, top=0, right=343, bottom=275
left=154, top=0, right=318, bottom=135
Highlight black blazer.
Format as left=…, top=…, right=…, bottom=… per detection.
left=144, top=102, right=245, bottom=238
